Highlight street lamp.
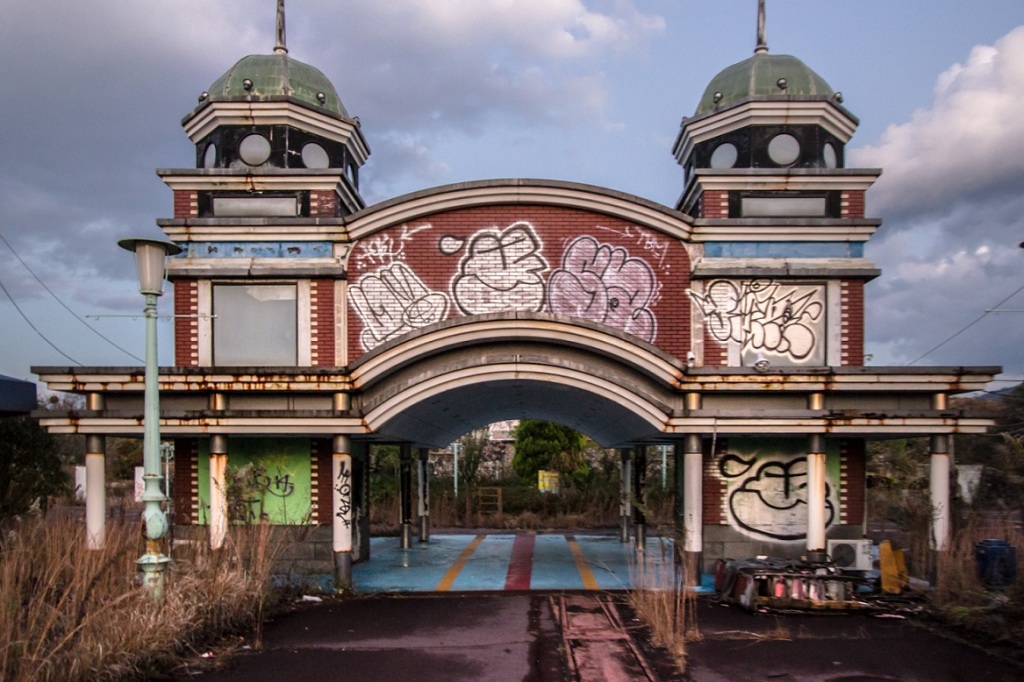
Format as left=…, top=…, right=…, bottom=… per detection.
left=118, top=238, right=182, bottom=599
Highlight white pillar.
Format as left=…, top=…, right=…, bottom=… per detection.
left=209, top=435, right=228, bottom=551
left=930, top=435, right=951, bottom=552
left=806, top=435, right=827, bottom=553
left=85, top=435, right=106, bottom=550
left=333, top=435, right=354, bottom=588
left=683, top=436, right=703, bottom=554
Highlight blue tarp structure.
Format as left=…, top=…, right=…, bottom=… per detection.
left=0, top=375, right=36, bottom=416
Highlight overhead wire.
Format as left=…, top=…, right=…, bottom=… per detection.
left=0, top=232, right=144, bottom=363
left=0, top=269, right=81, bottom=366
left=907, top=281, right=1024, bottom=366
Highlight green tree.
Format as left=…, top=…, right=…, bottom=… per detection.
left=0, top=415, right=71, bottom=518
left=512, top=420, right=586, bottom=482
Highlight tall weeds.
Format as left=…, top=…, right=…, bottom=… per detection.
left=627, top=538, right=698, bottom=674
left=0, top=512, right=279, bottom=681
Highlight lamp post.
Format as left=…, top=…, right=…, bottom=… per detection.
left=118, top=238, right=182, bottom=599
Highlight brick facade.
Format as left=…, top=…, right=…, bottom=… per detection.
left=346, top=204, right=693, bottom=360
left=699, top=190, right=730, bottom=218
left=839, top=439, right=866, bottom=525
left=310, top=190, right=339, bottom=217
left=840, top=190, right=866, bottom=219
left=173, top=190, right=198, bottom=219
left=173, top=438, right=199, bottom=525
left=173, top=281, right=199, bottom=366
left=311, top=439, right=333, bottom=525
left=840, top=280, right=865, bottom=366
left=701, top=439, right=727, bottom=525
left=309, top=280, right=336, bottom=366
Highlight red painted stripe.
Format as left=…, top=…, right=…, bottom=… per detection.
left=504, top=533, right=536, bottom=590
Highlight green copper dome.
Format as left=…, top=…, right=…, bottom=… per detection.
left=201, top=53, right=348, bottom=119
left=696, top=53, right=834, bottom=115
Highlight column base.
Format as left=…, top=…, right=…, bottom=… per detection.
left=400, top=523, right=413, bottom=549
left=683, top=551, right=702, bottom=586
left=634, top=523, right=646, bottom=552
left=419, top=515, right=430, bottom=542
left=334, top=551, right=353, bottom=590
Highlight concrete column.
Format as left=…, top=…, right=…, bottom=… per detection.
left=619, top=448, right=632, bottom=543
left=209, top=435, right=229, bottom=551
left=806, top=434, right=827, bottom=555
left=634, top=445, right=647, bottom=552
left=418, top=447, right=430, bottom=542
left=930, top=435, right=951, bottom=552
left=399, top=443, right=413, bottom=549
left=85, top=435, right=106, bottom=550
left=332, top=435, right=353, bottom=589
left=683, top=434, right=703, bottom=582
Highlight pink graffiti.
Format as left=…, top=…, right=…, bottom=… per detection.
left=547, top=236, right=657, bottom=342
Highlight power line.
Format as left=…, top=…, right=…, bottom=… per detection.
left=0, top=269, right=81, bottom=366
left=907, top=282, right=1024, bottom=366
left=0, top=232, right=144, bottom=363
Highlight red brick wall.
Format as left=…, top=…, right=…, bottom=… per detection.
left=174, top=281, right=199, bottom=366
left=703, top=329, right=728, bottom=366
left=311, top=439, right=333, bottom=526
left=702, top=439, right=727, bottom=525
left=173, top=438, right=199, bottom=525
left=173, top=190, right=198, bottom=218
left=840, top=280, right=865, bottom=366
left=700, top=190, right=729, bottom=218
left=346, top=204, right=692, bottom=360
left=310, top=190, right=338, bottom=217
left=840, top=191, right=866, bottom=219
left=310, top=280, right=336, bottom=366
left=840, top=439, right=866, bottom=525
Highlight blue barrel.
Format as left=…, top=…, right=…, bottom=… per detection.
left=975, top=539, right=1018, bottom=588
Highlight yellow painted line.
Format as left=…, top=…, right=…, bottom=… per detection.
left=436, top=534, right=487, bottom=591
left=566, top=536, right=599, bottom=590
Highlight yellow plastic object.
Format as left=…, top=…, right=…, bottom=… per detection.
left=879, top=540, right=909, bottom=594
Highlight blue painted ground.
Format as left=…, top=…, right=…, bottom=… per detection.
left=350, top=532, right=714, bottom=593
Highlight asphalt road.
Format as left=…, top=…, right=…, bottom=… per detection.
left=180, top=593, right=1023, bottom=682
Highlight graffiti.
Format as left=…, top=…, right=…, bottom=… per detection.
left=548, top=236, right=658, bottom=342
left=445, top=221, right=549, bottom=315
left=688, top=280, right=824, bottom=363
left=335, top=459, right=352, bottom=528
left=349, top=261, right=450, bottom=351
left=595, top=224, right=672, bottom=269
left=354, top=223, right=433, bottom=268
left=719, top=453, right=835, bottom=541
left=253, top=472, right=295, bottom=498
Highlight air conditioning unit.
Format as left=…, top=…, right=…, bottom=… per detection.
left=827, top=539, right=873, bottom=571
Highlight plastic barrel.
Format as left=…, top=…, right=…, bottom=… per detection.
left=975, top=539, right=1018, bottom=588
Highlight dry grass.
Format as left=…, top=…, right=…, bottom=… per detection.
left=0, top=512, right=281, bottom=681
left=627, top=539, right=699, bottom=674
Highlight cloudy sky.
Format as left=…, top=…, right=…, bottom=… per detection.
left=1, top=0, right=1023, bottom=389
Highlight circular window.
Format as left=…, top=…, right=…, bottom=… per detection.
left=301, top=142, right=330, bottom=169
left=202, top=143, right=217, bottom=168
left=767, top=133, right=800, bottom=166
left=709, top=142, right=738, bottom=169
left=823, top=142, right=838, bottom=169
left=238, top=133, right=272, bottom=166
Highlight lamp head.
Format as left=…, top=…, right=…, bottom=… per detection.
left=118, top=238, right=182, bottom=296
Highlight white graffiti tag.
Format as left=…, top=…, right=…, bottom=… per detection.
left=548, top=236, right=657, bottom=342
left=447, top=222, right=549, bottom=315
left=349, top=262, right=450, bottom=351
left=688, top=280, right=824, bottom=362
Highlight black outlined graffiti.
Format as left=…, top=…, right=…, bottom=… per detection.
left=445, top=221, right=549, bottom=315
left=335, top=459, right=352, bottom=528
left=548, top=236, right=658, bottom=342
left=349, top=261, right=450, bottom=351
left=254, top=472, right=295, bottom=498
left=688, top=280, right=824, bottom=363
left=354, top=223, right=433, bottom=268
left=719, top=453, right=835, bottom=541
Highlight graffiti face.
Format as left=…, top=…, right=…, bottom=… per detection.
left=689, top=280, right=824, bottom=364
left=548, top=236, right=657, bottom=343
left=719, top=452, right=835, bottom=541
left=349, top=262, right=450, bottom=352
left=445, top=222, right=549, bottom=315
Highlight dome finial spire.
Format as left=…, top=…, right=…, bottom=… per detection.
left=274, top=0, right=288, bottom=54
left=755, top=0, right=769, bottom=54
